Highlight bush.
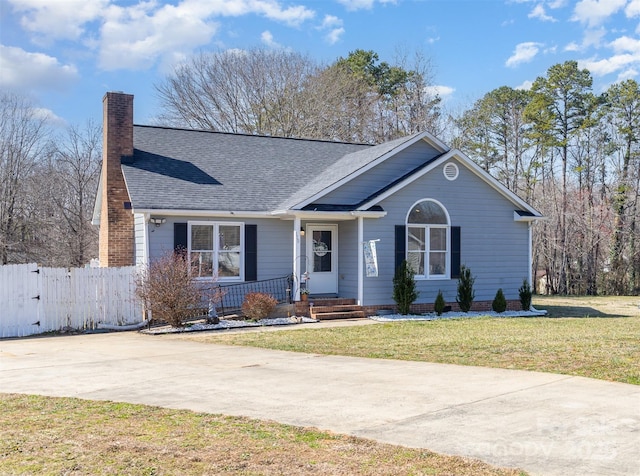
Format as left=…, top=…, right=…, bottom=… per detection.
left=242, top=292, right=278, bottom=320
left=519, top=279, right=532, bottom=311
left=456, top=265, right=475, bottom=312
left=135, top=251, right=221, bottom=327
left=434, top=290, right=446, bottom=316
left=492, top=288, right=507, bottom=313
left=393, top=260, right=419, bottom=315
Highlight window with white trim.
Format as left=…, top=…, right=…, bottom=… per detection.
left=188, top=222, right=243, bottom=280
left=407, top=200, right=449, bottom=279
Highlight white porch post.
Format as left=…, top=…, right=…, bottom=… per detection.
left=528, top=222, right=533, bottom=286
left=293, top=217, right=301, bottom=301
left=357, top=216, right=363, bottom=306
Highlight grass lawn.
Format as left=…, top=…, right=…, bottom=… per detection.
left=192, top=295, right=640, bottom=385
left=0, top=394, right=525, bottom=476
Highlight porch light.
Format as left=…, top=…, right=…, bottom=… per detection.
left=149, top=217, right=166, bottom=227
left=300, top=226, right=305, bottom=236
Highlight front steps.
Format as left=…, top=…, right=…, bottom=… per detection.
left=303, top=298, right=366, bottom=320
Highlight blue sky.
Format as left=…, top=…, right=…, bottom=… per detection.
left=1, top=0, right=639, bottom=129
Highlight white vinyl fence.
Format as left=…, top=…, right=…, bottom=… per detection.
left=0, top=263, right=143, bottom=338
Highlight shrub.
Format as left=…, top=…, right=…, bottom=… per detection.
left=393, top=260, right=419, bottom=315
left=242, top=292, right=278, bottom=320
left=456, top=265, right=475, bottom=312
left=492, top=288, right=507, bottom=313
left=519, top=279, right=532, bottom=311
left=135, top=251, right=221, bottom=327
left=434, top=290, right=446, bottom=316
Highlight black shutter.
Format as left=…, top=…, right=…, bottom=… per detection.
left=395, top=225, right=406, bottom=272
left=174, top=223, right=187, bottom=253
left=451, top=226, right=461, bottom=279
left=244, top=224, right=257, bottom=281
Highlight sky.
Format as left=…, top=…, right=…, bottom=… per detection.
left=1, top=0, right=640, bottom=130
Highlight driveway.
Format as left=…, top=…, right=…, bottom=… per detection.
left=1, top=331, right=638, bottom=476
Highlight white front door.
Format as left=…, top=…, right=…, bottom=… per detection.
left=306, top=224, right=338, bottom=295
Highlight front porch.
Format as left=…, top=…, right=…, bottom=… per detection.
left=295, top=297, right=367, bottom=320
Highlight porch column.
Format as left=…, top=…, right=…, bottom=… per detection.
left=357, top=216, right=363, bottom=306
left=293, top=217, right=301, bottom=301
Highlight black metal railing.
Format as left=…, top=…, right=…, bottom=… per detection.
left=211, top=275, right=293, bottom=317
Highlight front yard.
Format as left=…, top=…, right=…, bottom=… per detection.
left=191, top=295, right=640, bottom=385
left=0, top=394, right=524, bottom=476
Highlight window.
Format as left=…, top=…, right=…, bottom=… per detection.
left=188, top=222, right=243, bottom=280
left=407, top=200, right=449, bottom=279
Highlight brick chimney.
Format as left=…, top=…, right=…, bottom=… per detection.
left=98, top=92, right=135, bottom=267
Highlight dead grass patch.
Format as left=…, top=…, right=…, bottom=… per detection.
left=0, top=394, right=525, bottom=475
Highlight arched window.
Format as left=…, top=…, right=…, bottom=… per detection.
left=407, top=199, right=450, bottom=278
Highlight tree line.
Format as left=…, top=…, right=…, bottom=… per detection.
left=2, top=49, right=638, bottom=295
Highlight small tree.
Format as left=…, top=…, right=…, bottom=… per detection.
left=434, top=290, right=446, bottom=316
left=456, top=265, right=475, bottom=312
left=135, top=251, right=221, bottom=327
left=519, top=278, right=532, bottom=311
left=242, top=292, right=278, bottom=320
left=492, top=288, right=507, bottom=313
left=393, top=260, right=419, bottom=315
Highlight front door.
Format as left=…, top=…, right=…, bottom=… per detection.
left=306, top=224, right=338, bottom=295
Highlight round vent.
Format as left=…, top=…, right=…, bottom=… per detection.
left=443, top=162, right=459, bottom=181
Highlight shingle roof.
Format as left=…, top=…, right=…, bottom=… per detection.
left=124, top=126, right=370, bottom=212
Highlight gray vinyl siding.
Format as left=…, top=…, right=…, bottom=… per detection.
left=148, top=217, right=294, bottom=281
left=316, top=140, right=441, bottom=205
left=361, top=158, right=530, bottom=306
left=134, top=213, right=146, bottom=266
left=337, top=220, right=359, bottom=299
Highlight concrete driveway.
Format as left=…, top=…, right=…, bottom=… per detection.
left=1, top=331, right=638, bottom=476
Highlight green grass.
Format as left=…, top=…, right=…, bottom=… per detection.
left=0, top=394, right=525, bottom=476
left=194, top=296, right=640, bottom=385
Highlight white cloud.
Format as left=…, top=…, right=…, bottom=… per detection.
left=325, top=28, right=345, bottom=44
left=0, top=45, right=78, bottom=91
left=98, top=2, right=219, bottom=71
left=424, top=85, right=454, bottom=99
left=579, top=54, right=637, bottom=76
left=515, top=80, right=534, bottom=90
left=7, top=0, right=108, bottom=42
left=610, top=35, right=640, bottom=54
left=528, top=4, right=557, bottom=22
left=10, top=0, right=316, bottom=72
left=625, top=0, right=640, bottom=17
left=571, top=0, right=626, bottom=27
left=260, top=30, right=281, bottom=48
left=318, top=15, right=344, bottom=45
left=616, top=68, right=638, bottom=81
left=565, top=41, right=580, bottom=51
left=506, top=42, right=542, bottom=67
left=335, top=0, right=397, bottom=11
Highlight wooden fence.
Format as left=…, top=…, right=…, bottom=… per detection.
left=0, top=263, right=143, bottom=338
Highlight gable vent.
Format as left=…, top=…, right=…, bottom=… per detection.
left=443, top=162, right=459, bottom=181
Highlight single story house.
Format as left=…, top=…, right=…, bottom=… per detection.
left=93, top=92, right=543, bottom=315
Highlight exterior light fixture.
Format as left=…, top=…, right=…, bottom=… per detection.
left=300, top=226, right=305, bottom=236
left=149, top=217, right=166, bottom=227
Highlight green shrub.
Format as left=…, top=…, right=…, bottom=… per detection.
left=393, top=260, right=419, bottom=315
left=242, top=292, right=278, bottom=320
left=519, top=279, right=532, bottom=310
left=434, top=290, right=446, bottom=316
left=492, top=288, right=507, bottom=313
left=456, top=265, right=475, bottom=312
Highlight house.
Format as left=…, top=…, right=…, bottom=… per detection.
left=93, top=92, right=544, bottom=315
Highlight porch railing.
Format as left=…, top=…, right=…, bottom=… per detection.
left=211, top=275, right=293, bottom=317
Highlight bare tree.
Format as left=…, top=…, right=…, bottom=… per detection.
left=0, top=92, right=50, bottom=264
left=41, top=121, right=101, bottom=267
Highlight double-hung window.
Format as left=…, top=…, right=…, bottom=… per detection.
left=407, top=200, right=449, bottom=279
left=188, top=222, right=243, bottom=281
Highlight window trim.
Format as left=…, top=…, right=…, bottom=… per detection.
left=187, top=221, right=244, bottom=282
left=405, top=199, right=451, bottom=280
